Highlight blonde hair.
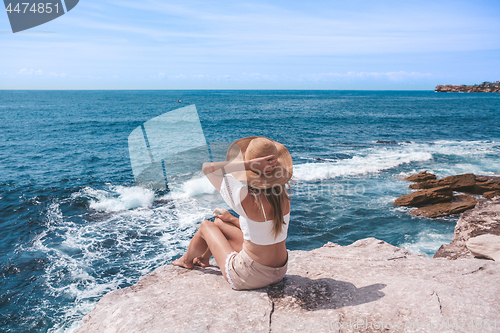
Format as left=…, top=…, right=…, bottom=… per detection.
left=248, top=183, right=291, bottom=238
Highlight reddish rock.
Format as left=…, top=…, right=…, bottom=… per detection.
left=483, top=191, right=500, bottom=199
left=398, top=173, right=500, bottom=218
left=409, top=173, right=476, bottom=191
left=475, top=175, right=493, bottom=182
left=393, top=186, right=453, bottom=207
left=410, top=195, right=478, bottom=218
left=472, top=176, right=500, bottom=194
left=405, top=171, right=436, bottom=182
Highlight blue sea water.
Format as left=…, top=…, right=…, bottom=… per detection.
left=0, top=90, right=499, bottom=332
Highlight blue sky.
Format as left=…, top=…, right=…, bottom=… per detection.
left=1, top=0, right=499, bottom=89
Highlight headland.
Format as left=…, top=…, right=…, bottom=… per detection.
left=435, top=81, right=500, bottom=93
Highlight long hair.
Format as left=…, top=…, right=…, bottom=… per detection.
left=248, top=183, right=292, bottom=238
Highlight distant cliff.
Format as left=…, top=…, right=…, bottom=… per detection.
left=435, top=81, right=500, bottom=93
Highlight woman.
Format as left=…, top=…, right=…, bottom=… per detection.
left=172, top=136, right=293, bottom=290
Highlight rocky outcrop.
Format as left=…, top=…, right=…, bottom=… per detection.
left=405, top=170, right=436, bottom=182
left=410, top=194, right=477, bottom=218
left=484, top=191, right=500, bottom=199
left=474, top=175, right=500, bottom=195
left=434, top=198, right=500, bottom=259
left=395, top=172, right=500, bottom=218
left=408, top=173, right=476, bottom=191
left=393, top=186, right=453, bottom=207
left=376, top=139, right=397, bottom=144
left=408, top=174, right=500, bottom=194
left=435, top=81, right=500, bottom=93
left=77, top=237, right=500, bottom=333
left=466, top=234, right=500, bottom=261
left=376, top=140, right=411, bottom=145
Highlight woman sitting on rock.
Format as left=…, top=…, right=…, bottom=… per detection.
left=172, top=136, right=293, bottom=290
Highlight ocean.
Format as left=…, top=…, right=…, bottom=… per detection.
left=1, top=90, right=499, bottom=332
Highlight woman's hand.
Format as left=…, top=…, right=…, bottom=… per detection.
left=246, top=154, right=277, bottom=175
left=213, top=208, right=236, bottom=223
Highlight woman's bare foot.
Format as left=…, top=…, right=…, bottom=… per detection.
left=172, top=255, right=194, bottom=269
left=193, top=256, right=210, bottom=268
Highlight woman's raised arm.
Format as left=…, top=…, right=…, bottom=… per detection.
left=202, top=155, right=276, bottom=191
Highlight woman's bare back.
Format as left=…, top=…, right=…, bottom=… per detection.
left=240, top=193, right=289, bottom=267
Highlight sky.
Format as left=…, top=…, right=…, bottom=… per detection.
left=1, top=0, right=500, bottom=90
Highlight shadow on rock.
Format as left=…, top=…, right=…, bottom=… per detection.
left=195, top=266, right=223, bottom=276
left=268, top=275, right=386, bottom=311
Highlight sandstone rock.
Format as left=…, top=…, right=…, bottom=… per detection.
left=77, top=238, right=500, bottom=333
left=376, top=139, right=397, bottom=144
left=483, top=191, right=500, bottom=199
left=434, top=198, right=500, bottom=259
left=393, top=186, right=452, bottom=207
left=476, top=175, right=494, bottom=182
left=398, top=174, right=500, bottom=217
left=410, top=195, right=478, bottom=218
left=473, top=176, right=500, bottom=194
left=408, top=173, right=476, bottom=191
left=466, top=234, right=500, bottom=261
left=77, top=262, right=273, bottom=333
left=432, top=242, right=474, bottom=260
left=405, top=171, right=436, bottom=182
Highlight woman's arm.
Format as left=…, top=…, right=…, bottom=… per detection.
left=213, top=208, right=239, bottom=226
left=202, top=160, right=245, bottom=192
left=202, top=155, right=276, bottom=191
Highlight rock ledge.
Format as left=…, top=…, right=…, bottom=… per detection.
left=78, top=238, right=500, bottom=332
left=434, top=198, right=500, bottom=260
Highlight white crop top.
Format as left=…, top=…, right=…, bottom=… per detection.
left=219, top=174, right=289, bottom=245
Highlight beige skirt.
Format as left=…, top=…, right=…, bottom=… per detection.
left=225, top=248, right=287, bottom=290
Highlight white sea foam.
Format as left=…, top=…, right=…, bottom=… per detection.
left=180, top=176, right=217, bottom=197
left=76, top=185, right=156, bottom=212
left=29, top=186, right=217, bottom=332
left=427, top=140, right=500, bottom=156
left=294, top=140, right=500, bottom=181
left=294, top=149, right=433, bottom=181
left=409, top=140, right=500, bottom=176
left=398, top=229, right=454, bottom=257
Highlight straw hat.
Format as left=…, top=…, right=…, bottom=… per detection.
left=226, top=136, right=293, bottom=189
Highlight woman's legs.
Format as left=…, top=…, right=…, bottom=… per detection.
left=194, top=218, right=243, bottom=267
left=172, top=222, right=211, bottom=269
left=172, top=219, right=243, bottom=280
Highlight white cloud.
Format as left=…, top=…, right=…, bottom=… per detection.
left=18, top=69, right=43, bottom=75
left=154, top=73, right=210, bottom=80
left=17, top=69, right=70, bottom=77
left=48, top=72, right=68, bottom=77
left=146, top=71, right=431, bottom=83
left=239, top=73, right=282, bottom=81
left=301, top=71, right=432, bottom=82
left=79, top=0, right=500, bottom=55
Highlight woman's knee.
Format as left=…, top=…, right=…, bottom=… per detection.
left=200, top=219, right=217, bottom=233
left=200, top=219, right=212, bottom=228
left=214, top=217, right=224, bottom=227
